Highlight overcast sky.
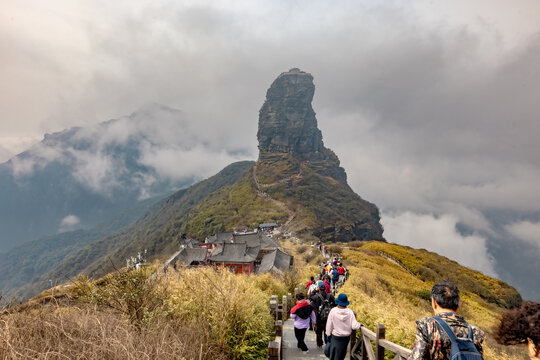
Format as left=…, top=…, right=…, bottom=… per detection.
left=2, top=0, right=540, bottom=298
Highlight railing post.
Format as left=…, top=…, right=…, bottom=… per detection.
left=298, top=282, right=303, bottom=295
left=277, top=299, right=284, bottom=321
left=376, top=324, right=385, bottom=360
left=287, top=293, right=292, bottom=311
left=270, top=296, right=278, bottom=321
left=282, top=295, right=288, bottom=320
left=275, top=320, right=283, bottom=336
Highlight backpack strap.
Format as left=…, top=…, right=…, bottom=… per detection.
left=433, top=317, right=458, bottom=342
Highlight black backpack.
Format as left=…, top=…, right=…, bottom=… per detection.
left=433, top=317, right=483, bottom=360
left=318, top=294, right=332, bottom=322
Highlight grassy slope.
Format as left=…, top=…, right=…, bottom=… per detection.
left=1, top=266, right=280, bottom=360
left=182, top=169, right=289, bottom=238
left=333, top=242, right=525, bottom=360
left=263, top=160, right=382, bottom=241
left=16, top=161, right=255, bottom=299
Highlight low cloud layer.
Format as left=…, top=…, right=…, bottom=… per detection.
left=381, top=212, right=497, bottom=277
left=505, top=221, right=540, bottom=253
left=8, top=104, right=249, bottom=198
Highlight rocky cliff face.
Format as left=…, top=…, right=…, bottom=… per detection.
left=256, top=68, right=384, bottom=242
left=258, top=69, right=330, bottom=161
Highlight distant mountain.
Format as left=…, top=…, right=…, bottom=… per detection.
left=0, top=104, right=238, bottom=252
left=0, top=194, right=167, bottom=298
left=17, top=161, right=255, bottom=298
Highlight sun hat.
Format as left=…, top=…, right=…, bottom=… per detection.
left=335, top=293, right=350, bottom=307
left=319, top=282, right=326, bottom=290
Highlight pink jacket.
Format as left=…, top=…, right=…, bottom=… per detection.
left=326, top=307, right=361, bottom=337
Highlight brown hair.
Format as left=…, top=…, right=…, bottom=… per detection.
left=494, top=301, right=540, bottom=348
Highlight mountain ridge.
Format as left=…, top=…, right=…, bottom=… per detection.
left=0, top=104, right=199, bottom=252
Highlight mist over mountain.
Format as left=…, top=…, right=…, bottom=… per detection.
left=0, top=103, right=247, bottom=252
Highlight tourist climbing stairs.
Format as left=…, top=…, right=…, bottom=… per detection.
left=267, top=254, right=412, bottom=360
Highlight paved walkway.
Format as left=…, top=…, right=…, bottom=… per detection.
left=283, top=318, right=327, bottom=359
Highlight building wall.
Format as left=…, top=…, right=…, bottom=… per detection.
left=213, top=262, right=254, bottom=275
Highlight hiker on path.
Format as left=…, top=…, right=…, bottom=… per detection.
left=307, top=279, right=319, bottom=297
left=331, top=267, right=339, bottom=288
left=325, top=293, right=361, bottom=360
left=407, top=280, right=485, bottom=360
left=323, top=278, right=331, bottom=294
left=306, top=276, right=315, bottom=291
left=310, top=283, right=335, bottom=348
left=290, top=293, right=316, bottom=353
left=494, top=301, right=540, bottom=359
left=337, top=264, right=346, bottom=285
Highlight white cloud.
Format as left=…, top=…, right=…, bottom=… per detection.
left=505, top=221, right=540, bottom=251
left=8, top=143, right=63, bottom=177
left=138, top=143, right=246, bottom=183
left=381, top=211, right=498, bottom=278
left=0, top=145, right=12, bottom=163
left=59, top=214, right=81, bottom=232
left=69, top=149, right=124, bottom=195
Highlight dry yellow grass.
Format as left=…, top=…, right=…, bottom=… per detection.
left=1, top=266, right=277, bottom=360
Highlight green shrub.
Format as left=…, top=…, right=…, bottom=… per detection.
left=73, top=267, right=165, bottom=327
left=280, top=270, right=302, bottom=294
left=416, top=289, right=431, bottom=302
left=303, top=251, right=324, bottom=264
left=250, top=273, right=288, bottom=297
left=326, top=245, right=343, bottom=255
left=164, top=268, right=273, bottom=360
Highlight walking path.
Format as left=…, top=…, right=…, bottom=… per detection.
left=252, top=164, right=297, bottom=229
left=282, top=254, right=349, bottom=359
left=282, top=318, right=327, bottom=359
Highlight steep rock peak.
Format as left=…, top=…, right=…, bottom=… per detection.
left=257, top=68, right=327, bottom=161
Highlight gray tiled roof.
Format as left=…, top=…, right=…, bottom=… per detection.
left=233, top=232, right=279, bottom=249
left=257, top=249, right=294, bottom=274
left=259, top=234, right=280, bottom=249
left=208, top=243, right=257, bottom=264
left=259, top=223, right=278, bottom=228
left=168, top=247, right=208, bottom=266
left=207, top=232, right=233, bottom=244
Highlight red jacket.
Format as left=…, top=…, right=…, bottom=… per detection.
left=305, top=280, right=314, bottom=289
left=323, top=280, right=330, bottom=293
left=291, top=300, right=315, bottom=319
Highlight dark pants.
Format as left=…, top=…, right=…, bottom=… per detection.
left=316, top=321, right=327, bottom=347
left=328, top=334, right=350, bottom=360
left=294, top=327, right=308, bottom=351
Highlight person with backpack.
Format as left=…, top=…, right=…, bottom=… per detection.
left=290, top=293, right=316, bottom=353
left=408, top=280, right=485, bottom=360
left=310, top=283, right=335, bottom=348
left=325, top=293, right=362, bottom=360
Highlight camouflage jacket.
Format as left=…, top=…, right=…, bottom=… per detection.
left=407, top=312, right=484, bottom=360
